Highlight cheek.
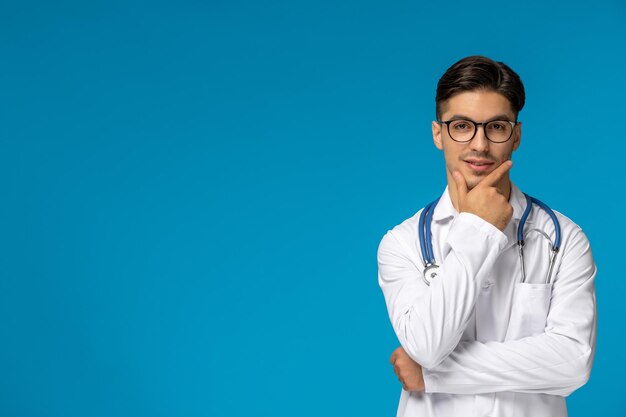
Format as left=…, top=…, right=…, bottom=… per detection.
left=444, top=148, right=463, bottom=168
left=490, top=145, right=515, bottom=163
left=444, top=155, right=464, bottom=179
left=441, top=144, right=460, bottom=162
left=502, top=147, right=514, bottom=161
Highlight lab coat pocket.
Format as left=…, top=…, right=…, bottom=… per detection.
left=505, top=283, right=552, bottom=341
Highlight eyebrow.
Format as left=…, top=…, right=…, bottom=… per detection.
left=447, top=114, right=515, bottom=122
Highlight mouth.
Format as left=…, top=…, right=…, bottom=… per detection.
left=464, top=159, right=494, bottom=173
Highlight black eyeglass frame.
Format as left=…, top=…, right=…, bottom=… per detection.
left=436, top=119, right=521, bottom=143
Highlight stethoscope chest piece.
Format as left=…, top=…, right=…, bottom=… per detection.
left=423, top=264, right=439, bottom=286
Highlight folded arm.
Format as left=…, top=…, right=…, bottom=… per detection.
left=378, top=212, right=509, bottom=369
left=422, top=227, right=596, bottom=396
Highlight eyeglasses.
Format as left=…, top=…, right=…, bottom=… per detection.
left=437, top=119, right=520, bottom=143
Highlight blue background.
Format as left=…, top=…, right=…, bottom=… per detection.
left=1, top=0, right=624, bottom=415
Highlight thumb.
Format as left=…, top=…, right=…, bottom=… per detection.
left=452, top=171, right=468, bottom=201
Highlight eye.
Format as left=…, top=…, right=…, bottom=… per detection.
left=450, top=120, right=473, bottom=131
left=487, top=121, right=507, bottom=131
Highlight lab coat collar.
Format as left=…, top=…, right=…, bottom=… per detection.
left=432, top=182, right=527, bottom=224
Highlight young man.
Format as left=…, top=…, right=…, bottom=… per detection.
left=377, top=56, right=596, bottom=417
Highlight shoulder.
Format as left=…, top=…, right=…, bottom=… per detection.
left=380, top=209, right=421, bottom=242
left=552, top=209, right=594, bottom=262
left=515, top=192, right=596, bottom=290
left=526, top=199, right=594, bottom=268
left=528, top=203, right=597, bottom=296
left=377, top=209, right=423, bottom=265
left=531, top=202, right=589, bottom=246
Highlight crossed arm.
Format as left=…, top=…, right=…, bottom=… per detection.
left=379, top=215, right=596, bottom=395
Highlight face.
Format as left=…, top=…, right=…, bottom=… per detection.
left=432, top=90, right=521, bottom=190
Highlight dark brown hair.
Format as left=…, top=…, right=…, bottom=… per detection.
left=435, top=56, right=525, bottom=120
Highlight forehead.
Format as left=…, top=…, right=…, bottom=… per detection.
left=440, top=90, right=515, bottom=120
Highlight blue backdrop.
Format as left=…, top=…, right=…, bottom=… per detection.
left=1, top=0, right=623, bottom=415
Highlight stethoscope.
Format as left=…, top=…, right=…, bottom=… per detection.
left=418, top=193, right=561, bottom=286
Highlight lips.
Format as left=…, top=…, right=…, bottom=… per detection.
left=465, top=159, right=494, bottom=172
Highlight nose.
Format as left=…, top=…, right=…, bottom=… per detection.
left=469, top=125, right=490, bottom=153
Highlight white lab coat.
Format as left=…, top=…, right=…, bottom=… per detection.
left=377, top=183, right=596, bottom=417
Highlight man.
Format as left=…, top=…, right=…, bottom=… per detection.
left=377, top=56, right=596, bottom=417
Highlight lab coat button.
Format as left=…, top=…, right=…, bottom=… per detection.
left=482, top=281, right=493, bottom=290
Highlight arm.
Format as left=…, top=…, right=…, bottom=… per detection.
left=378, top=162, right=515, bottom=369
left=422, top=227, right=596, bottom=396
left=378, top=212, right=509, bottom=369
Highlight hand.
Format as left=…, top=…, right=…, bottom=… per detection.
left=452, top=160, right=514, bottom=231
left=390, top=346, right=425, bottom=392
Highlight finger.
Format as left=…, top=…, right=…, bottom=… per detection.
left=452, top=171, right=468, bottom=201
left=390, top=346, right=404, bottom=365
left=479, top=160, right=513, bottom=187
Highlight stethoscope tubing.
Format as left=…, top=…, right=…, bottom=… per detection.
left=418, top=198, right=439, bottom=266
left=518, top=194, right=561, bottom=251
left=418, top=193, right=561, bottom=285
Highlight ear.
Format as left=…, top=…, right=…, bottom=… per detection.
left=512, top=122, right=522, bottom=151
left=432, top=121, right=443, bottom=150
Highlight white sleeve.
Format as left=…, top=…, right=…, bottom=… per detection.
left=422, top=227, right=597, bottom=396
left=377, top=212, right=509, bottom=369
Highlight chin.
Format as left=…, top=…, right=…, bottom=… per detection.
left=464, top=172, right=486, bottom=189
left=465, top=180, right=481, bottom=190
